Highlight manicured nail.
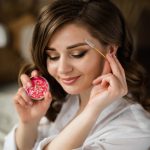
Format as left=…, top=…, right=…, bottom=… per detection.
left=109, top=53, right=112, bottom=57
left=26, top=82, right=32, bottom=88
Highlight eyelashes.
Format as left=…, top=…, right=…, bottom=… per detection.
left=47, top=50, right=88, bottom=61
left=48, top=56, right=59, bottom=61
left=72, top=51, right=88, bottom=58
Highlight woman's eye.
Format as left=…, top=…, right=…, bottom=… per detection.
left=71, top=51, right=87, bottom=58
left=47, top=55, right=59, bottom=61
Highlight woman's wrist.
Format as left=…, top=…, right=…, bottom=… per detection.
left=18, top=118, right=39, bottom=129
left=19, top=121, right=38, bottom=131
left=85, top=100, right=104, bottom=118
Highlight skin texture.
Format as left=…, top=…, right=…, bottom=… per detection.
left=13, top=23, right=127, bottom=150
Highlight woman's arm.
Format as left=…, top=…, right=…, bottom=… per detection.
left=44, top=104, right=102, bottom=150
left=15, top=122, right=38, bottom=150
left=14, top=89, right=51, bottom=150
left=13, top=70, right=52, bottom=150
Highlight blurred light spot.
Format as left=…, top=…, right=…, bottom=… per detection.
left=0, top=24, right=7, bottom=48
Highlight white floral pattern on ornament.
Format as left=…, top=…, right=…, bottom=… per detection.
left=25, top=76, right=49, bottom=100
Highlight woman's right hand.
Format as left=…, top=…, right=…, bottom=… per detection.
left=14, top=70, right=52, bottom=125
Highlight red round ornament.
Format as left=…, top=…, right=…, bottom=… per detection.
left=25, top=76, right=49, bottom=100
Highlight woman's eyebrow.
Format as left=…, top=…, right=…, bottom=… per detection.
left=45, top=42, right=88, bottom=51
left=66, top=43, right=88, bottom=49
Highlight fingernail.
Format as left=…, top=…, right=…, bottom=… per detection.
left=26, top=82, right=32, bottom=88
left=108, top=52, right=112, bottom=56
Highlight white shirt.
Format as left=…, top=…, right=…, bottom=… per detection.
left=3, top=95, right=150, bottom=150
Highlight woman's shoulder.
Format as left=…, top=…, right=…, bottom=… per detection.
left=80, top=99, right=150, bottom=149
left=101, top=97, right=150, bottom=122
left=90, top=98, right=150, bottom=139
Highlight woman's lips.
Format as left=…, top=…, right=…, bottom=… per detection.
left=61, top=76, right=80, bottom=85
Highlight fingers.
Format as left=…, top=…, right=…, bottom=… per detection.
left=31, top=70, right=40, bottom=77
left=106, top=53, right=127, bottom=86
left=14, top=88, right=31, bottom=108
left=93, top=73, right=112, bottom=85
left=93, top=73, right=118, bottom=89
left=17, top=69, right=52, bottom=111
left=20, top=74, right=32, bottom=88
left=44, top=91, right=52, bottom=102
left=111, top=54, right=127, bottom=87
left=42, top=91, right=52, bottom=109
left=19, top=88, right=33, bottom=105
left=112, top=54, right=126, bottom=78
left=14, top=94, right=27, bottom=107
left=20, top=70, right=40, bottom=88
left=94, top=53, right=126, bottom=85
left=106, top=53, right=123, bottom=78
left=93, top=73, right=127, bottom=96
left=14, top=87, right=52, bottom=111
left=93, top=53, right=128, bottom=95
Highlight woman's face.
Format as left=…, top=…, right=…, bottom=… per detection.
left=46, top=23, right=107, bottom=94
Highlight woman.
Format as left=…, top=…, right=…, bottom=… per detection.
left=4, top=0, right=150, bottom=150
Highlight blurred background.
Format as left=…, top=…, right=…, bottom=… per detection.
left=0, top=0, right=150, bottom=149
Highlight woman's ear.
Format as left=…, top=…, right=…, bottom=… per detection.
left=108, top=44, right=118, bottom=55
left=101, top=44, right=119, bottom=75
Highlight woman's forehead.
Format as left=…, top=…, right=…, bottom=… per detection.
left=47, top=24, right=94, bottom=47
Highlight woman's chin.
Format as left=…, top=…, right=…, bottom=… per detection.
left=64, top=89, right=81, bottom=95
left=62, top=86, right=82, bottom=95
left=63, top=86, right=91, bottom=95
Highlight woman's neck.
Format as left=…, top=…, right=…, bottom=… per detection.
left=78, top=87, right=92, bottom=112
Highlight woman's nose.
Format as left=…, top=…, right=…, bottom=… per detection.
left=58, top=58, right=73, bottom=74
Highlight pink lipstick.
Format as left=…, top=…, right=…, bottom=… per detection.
left=61, top=76, right=80, bottom=85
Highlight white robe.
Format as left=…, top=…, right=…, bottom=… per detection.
left=3, top=95, right=150, bottom=150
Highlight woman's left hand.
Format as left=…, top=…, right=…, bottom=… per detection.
left=88, top=53, right=128, bottom=112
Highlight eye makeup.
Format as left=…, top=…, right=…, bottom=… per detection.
left=71, top=50, right=88, bottom=58
left=46, top=51, right=59, bottom=61
left=85, top=39, right=106, bottom=59
left=46, top=50, right=88, bottom=61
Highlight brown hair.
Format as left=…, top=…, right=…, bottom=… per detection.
left=20, top=0, right=150, bottom=121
